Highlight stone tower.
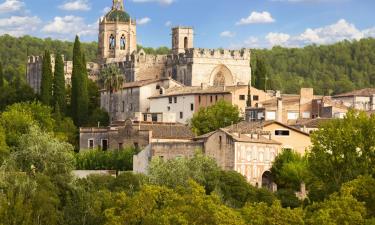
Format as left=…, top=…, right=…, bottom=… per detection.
left=172, top=27, right=194, bottom=55
left=98, top=0, right=136, bottom=62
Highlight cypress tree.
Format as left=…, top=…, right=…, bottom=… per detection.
left=53, top=54, right=66, bottom=114
left=71, top=36, right=88, bottom=126
left=254, top=57, right=268, bottom=91
left=40, top=50, right=53, bottom=105
left=0, top=62, right=4, bottom=88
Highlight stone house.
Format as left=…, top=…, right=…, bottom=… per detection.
left=100, top=78, right=182, bottom=122
left=149, top=85, right=272, bottom=124
left=332, top=88, right=375, bottom=111
left=79, top=119, right=194, bottom=151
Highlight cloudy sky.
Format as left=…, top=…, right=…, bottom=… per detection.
left=0, top=0, right=374, bottom=49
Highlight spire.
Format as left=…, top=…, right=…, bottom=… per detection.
left=112, top=0, right=124, bottom=11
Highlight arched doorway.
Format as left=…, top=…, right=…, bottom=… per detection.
left=261, top=171, right=274, bottom=191
left=209, top=65, right=234, bottom=86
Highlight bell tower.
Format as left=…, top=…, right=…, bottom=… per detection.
left=172, top=26, right=194, bottom=55
left=98, top=0, right=137, bottom=62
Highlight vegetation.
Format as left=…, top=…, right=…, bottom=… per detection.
left=53, top=54, right=66, bottom=114
left=191, top=100, right=241, bottom=135
left=252, top=38, right=375, bottom=94
left=40, top=50, right=53, bottom=105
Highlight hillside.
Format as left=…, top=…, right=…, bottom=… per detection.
left=251, top=38, right=375, bottom=95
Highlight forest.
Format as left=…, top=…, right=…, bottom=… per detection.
left=251, top=38, right=375, bottom=95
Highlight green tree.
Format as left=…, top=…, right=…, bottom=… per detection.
left=40, top=50, right=53, bottom=105
left=308, top=111, right=375, bottom=200
left=191, top=100, right=241, bottom=135
left=0, top=125, right=8, bottom=162
left=0, top=62, right=4, bottom=88
left=71, top=35, right=88, bottom=126
left=241, top=201, right=304, bottom=225
left=100, top=64, right=124, bottom=121
left=53, top=53, right=66, bottom=114
left=254, top=57, right=268, bottom=91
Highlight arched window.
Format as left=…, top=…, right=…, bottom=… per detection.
left=120, top=34, right=126, bottom=50
left=109, top=34, right=115, bottom=50
left=213, top=72, right=225, bottom=86
left=184, top=37, right=188, bottom=49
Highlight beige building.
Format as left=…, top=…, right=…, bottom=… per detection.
left=149, top=85, right=272, bottom=124
left=332, top=88, right=375, bottom=111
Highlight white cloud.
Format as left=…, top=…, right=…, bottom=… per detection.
left=0, top=16, right=41, bottom=36
left=220, top=31, right=235, bottom=38
left=132, top=0, right=174, bottom=5
left=59, top=0, right=91, bottom=11
left=137, top=17, right=151, bottom=25
left=236, top=11, right=275, bottom=25
left=42, top=16, right=97, bottom=38
left=0, top=0, right=24, bottom=13
left=165, top=21, right=172, bottom=27
left=266, top=32, right=290, bottom=46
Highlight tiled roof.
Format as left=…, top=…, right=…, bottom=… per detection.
left=294, top=118, right=332, bottom=128
left=136, top=123, right=195, bottom=139
left=260, top=95, right=322, bottom=107
left=149, top=85, right=254, bottom=99
left=321, top=97, right=349, bottom=110
left=333, top=88, right=375, bottom=98
left=224, top=120, right=310, bottom=136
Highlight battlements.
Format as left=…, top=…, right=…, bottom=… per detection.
left=104, top=51, right=168, bottom=67
left=185, top=48, right=251, bottom=60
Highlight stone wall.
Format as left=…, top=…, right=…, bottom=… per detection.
left=151, top=142, right=203, bottom=160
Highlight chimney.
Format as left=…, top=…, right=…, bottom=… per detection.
left=276, top=97, right=283, bottom=123
left=300, top=88, right=314, bottom=106
left=275, top=90, right=281, bottom=98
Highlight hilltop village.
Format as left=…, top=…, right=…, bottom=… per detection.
left=26, top=0, right=375, bottom=190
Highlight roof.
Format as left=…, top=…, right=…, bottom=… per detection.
left=100, top=78, right=170, bottom=92
left=105, top=9, right=130, bottom=22
left=321, top=96, right=350, bottom=110
left=223, top=120, right=310, bottom=136
left=136, top=123, right=194, bottom=139
left=294, top=118, right=332, bottom=128
left=333, top=88, right=375, bottom=98
left=260, top=95, right=322, bottom=108
left=149, top=85, right=252, bottom=99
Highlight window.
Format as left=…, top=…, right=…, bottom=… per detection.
left=134, top=142, right=139, bottom=149
left=88, top=139, right=94, bottom=149
left=199, top=96, right=201, bottom=103
left=169, top=97, right=173, bottom=104
left=143, top=114, right=147, bottom=122
left=118, top=143, right=123, bottom=150
left=122, top=101, right=125, bottom=112
left=174, top=97, right=177, bottom=103
left=109, top=34, right=115, bottom=49
left=302, top=112, right=311, bottom=119
left=239, top=95, right=246, bottom=100
left=167, top=106, right=171, bottom=111
left=152, top=114, right=158, bottom=122
left=215, top=95, right=218, bottom=101
left=266, top=111, right=276, bottom=120
left=120, top=34, right=126, bottom=50
left=130, top=88, right=133, bottom=95
left=102, top=139, right=108, bottom=151
left=287, top=112, right=299, bottom=120
left=130, top=103, right=133, bottom=111
left=184, top=37, right=188, bottom=49
left=180, top=112, right=183, bottom=119
left=191, top=103, right=194, bottom=111
left=219, top=136, right=222, bottom=147
left=253, top=95, right=259, bottom=101
left=210, top=96, right=213, bottom=103
left=156, top=85, right=160, bottom=90
left=275, top=130, right=290, bottom=136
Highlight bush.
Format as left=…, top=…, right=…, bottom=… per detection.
left=75, top=148, right=138, bottom=171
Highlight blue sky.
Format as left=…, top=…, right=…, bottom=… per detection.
left=0, top=0, right=374, bottom=49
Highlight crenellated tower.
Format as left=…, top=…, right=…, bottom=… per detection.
left=99, top=0, right=137, bottom=63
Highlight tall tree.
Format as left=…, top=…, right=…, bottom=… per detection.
left=254, top=57, right=268, bottom=91
left=0, top=62, right=4, bottom=88
left=71, top=36, right=88, bottom=126
left=40, top=50, right=53, bottom=105
left=53, top=54, right=66, bottom=114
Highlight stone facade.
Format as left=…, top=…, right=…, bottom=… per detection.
left=27, top=54, right=99, bottom=94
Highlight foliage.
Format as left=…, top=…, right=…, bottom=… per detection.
left=0, top=101, right=55, bottom=146
left=0, top=77, right=36, bottom=111
left=254, top=57, right=268, bottom=91
left=276, top=189, right=302, bottom=208
left=308, top=110, right=375, bottom=200
left=53, top=53, right=66, bottom=114
left=137, top=45, right=171, bottom=55
left=40, top=50, right=53, bottom=105
left=191, top=100, right=241, bottom=135
left=241, top=201, right=305, bottom=225
left=100, top=64, right=124, bottom=92
left=0, top=125, right=8, bottom=163
left=0, top=62, right=3, bottom=88
left=86, top=108, right=110, bottom=127
left=75, top=148, right=138, bottom=171
left=71, top=36, right=89, bottom=126
left=271, top=149, right=309, bottom=191
left=304, top=193, right=367, bottom=225
left=251, top=38, right=375, bottom=95
left=217, top=170, right=276, bottom=208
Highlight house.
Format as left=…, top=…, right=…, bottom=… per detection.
left=80, top=119, right=194, bottom=151
left=149, top=85, right=272, bottom=124
left=100, top=78, right=182, bottom=122
left=311, top=96, right=349, bottom=119
left=332, top=88, right=375, bottom=111
left=292, top=118, right=333, bottom=134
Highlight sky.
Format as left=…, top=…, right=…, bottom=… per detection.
left=0, top=0, right=374, bottom=49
